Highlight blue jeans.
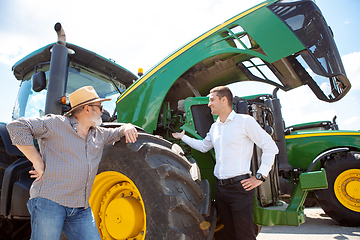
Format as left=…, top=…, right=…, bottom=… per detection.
left=27, top=197, right=101, bottom=240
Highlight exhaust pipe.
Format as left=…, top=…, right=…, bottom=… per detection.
left=54, top=22, right=66, bottom=46
left=44, top=23, right=69, bottom=115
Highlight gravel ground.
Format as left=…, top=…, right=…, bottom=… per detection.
left=257, top=207, right=360, bottom=240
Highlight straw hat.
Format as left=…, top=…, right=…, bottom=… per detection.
left=64, top=86, right=111, bottom=116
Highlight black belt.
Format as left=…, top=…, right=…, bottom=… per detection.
left=217, top=174, right=250, bottom=186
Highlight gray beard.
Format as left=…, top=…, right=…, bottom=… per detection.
left=91, top=113, right=102, bottom=127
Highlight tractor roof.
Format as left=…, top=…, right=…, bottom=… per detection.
left=12, top=43, right=138, bottom=87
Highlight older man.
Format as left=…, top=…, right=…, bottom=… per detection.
left=7, top=86, right=138, bottom=240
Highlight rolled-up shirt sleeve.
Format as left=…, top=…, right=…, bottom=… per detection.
left=102, top=126, right=125, bottom=145
left=6, top=115, right=54, bottom=146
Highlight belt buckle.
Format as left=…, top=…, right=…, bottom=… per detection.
left=218, top=179, right=225, bottom=186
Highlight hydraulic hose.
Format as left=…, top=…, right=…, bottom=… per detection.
left=272, top=88, right=293, bottom=172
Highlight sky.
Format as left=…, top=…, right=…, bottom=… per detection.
left=0, top=0, right=359, bottom=130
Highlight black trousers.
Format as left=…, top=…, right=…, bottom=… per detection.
left=215, top=180, right=256, bottom=240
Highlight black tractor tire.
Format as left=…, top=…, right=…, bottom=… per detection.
left=315, top=151, right=360, bottom=227
left=0, top=218, right=31, bottom=240
left=0, top=138, right=31, bottom=240
left=90, top=133, right=212, bottom=240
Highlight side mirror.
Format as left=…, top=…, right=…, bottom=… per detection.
left=31, top=71, right=46, bottom=92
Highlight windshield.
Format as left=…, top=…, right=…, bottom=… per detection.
left=13, top=62, right=124, bottom=119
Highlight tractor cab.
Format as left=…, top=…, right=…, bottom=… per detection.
left=11, top=43, right=137, bottom=121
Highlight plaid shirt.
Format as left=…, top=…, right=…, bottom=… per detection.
left=6, top=114, right=124, bottom=208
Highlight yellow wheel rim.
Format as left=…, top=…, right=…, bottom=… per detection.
left=334, top=169, right=360, bottom=212
left=89, top=171, right=146, bottom=239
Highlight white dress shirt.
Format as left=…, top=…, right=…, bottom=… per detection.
left=182, top=110, right=278, bottom=179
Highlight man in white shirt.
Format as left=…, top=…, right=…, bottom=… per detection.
left=172, top=86, right=278, bottom=240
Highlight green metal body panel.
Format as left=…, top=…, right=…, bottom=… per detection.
left=288, top=121, right=330, bottom=129
left=255, top=169, right=327, bottom=226
left=116, top=1, right=304, bottom=133
left=299, top=168, right=328, bottom=190
left=286, top=131, right=360, bottom=170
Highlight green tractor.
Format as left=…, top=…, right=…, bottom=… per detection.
left=0, top=0, right=359, bottom=239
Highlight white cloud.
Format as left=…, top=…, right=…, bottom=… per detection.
left=1, top=0, right=359, bottom=132
left=277, top=86, right=337, bottom=127
left=0, top=33, right=25, bottom=65
left=343, top=116, right=359, bottom=126
left=0, top=0, right=264, bottom=73
left=342, top=51, right=360, bottom=90
left=0, top=0, right=263, bottom=121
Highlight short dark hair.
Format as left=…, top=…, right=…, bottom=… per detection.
left=210, top=86, right=233, bottom=107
